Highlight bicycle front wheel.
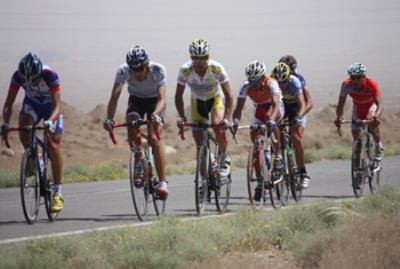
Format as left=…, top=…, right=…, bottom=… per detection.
left=43, top=155, right=58, bottom=222
left=268, top=154, right=283, bottom=209
left=130, top=152, right=150, bottom=221
left=247, top=146, right=264, bottom=210
left=195, top=145, right=209, bottom=216
left=20, top=148, right=40, bottom=224
left=215, top=152, right=231, bottom=214
left=351, top=139, right=365, bottom=198
left=366, top=136, right=380, bottom=194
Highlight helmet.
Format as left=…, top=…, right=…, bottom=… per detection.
left=245, top=60, right=266, bottom=78
left=18, top=53, right=43, bottom=84
left=271, top=62, right=290, bottom=81
left=126, top=46, right=149, bottom=68
left=278, top=55, right=297, bottom=72
left=347, top=63, right=367, bottom=76
left=189, top=38, right=210, bottom=57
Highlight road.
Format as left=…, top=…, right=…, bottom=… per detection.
left=0, top=156, right=399, bottom=244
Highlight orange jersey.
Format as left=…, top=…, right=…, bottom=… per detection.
left=340, top=77, right=380, bottom=107
left=238, top=76, right=281, bottom=106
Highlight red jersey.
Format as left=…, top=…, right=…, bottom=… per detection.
left=339, top=77, right=380, bottom=107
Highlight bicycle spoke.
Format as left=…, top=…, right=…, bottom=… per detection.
left=130, top=153, right=149, bottom=221
left=247, top=146, right=264, bottom=210
left=351, top=139, right=364, bottom=198
left=195, top=146, right=208, bottom=216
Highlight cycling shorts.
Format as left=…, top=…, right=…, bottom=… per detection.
left=191, top=93, right=225, bottom=131
left=19, top=97, right=63, bottom=134
left=283, top=102, right=307, bottom=129
left=351, top=103, right=377, bottom=131
left=126, top=95, right=166, bottom=123
left=251, top=102, right=285, bottom=126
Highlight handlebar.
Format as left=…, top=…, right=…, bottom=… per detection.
left=277, top=122, right=303, bottom=139
left=108, top=120, right=161, bottom=144
left=178, top=122, right=228, bottom=142
left=232, top=124, right=277, bottom=144
left=336, top=119, right=374, bottom=137
left=1, top=125, right=52, bottom=149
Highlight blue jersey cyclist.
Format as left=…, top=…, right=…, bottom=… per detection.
left=175, top=38, right=234, bottom=178
left=1, top=53, right=64, bottom=212
left=103, top=46, right=169, bottom=199
left=271, top=62, right=311, bottom=189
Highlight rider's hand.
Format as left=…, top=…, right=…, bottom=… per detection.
left=176, top=116, right=186, bottom=128
left=0, top=122, right=10, bottom=138
left=219, top=118, right=230, bottom=129
left=152, top=113, right=164, bottom=126
left=267, top=119, right=277, bottom=129
left=231, top=122, right=238, bottom=134
left=44, top=120, right=56, bottom=133
left=290, top=115, right=301, bottom=127
left=103, top=119, right=114, bottom=132
left=334, top=117, right=342, bottom=128
left=372, top=117, right=380, bottom=127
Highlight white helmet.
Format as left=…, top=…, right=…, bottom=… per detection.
left=245, top=60, right=266, bottom=78
left=189, top=38, right=210, bottom=57
left=347, top=63, right=367, bottom=76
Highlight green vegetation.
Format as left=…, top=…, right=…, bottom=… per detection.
left=1, top=183, right=399, bottom=269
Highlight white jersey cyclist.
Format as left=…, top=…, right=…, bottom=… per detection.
left=115, top=61, right=167, bottom=98
left=176, top=59, right=230, bottom=101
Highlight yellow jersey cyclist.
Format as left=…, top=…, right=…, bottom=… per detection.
left=1, top=53, right=64, bottom=212
left=175, top=38, right=234, bottom=178
left=271, top=62, right=310, bottom=189
left=103, top=46, right=169, bottom=199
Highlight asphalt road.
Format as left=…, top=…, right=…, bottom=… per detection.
left=1, top=156, right=399, bottom=245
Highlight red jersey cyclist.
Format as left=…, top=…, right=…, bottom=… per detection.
left=103, top=46, right=169, bottom=199
left=334, top=63, right=384, bottom=160
left=232, top=60, right=285, bottom=200
left=175, top=38, right=234, bottom=178
left=1, top=53, right=64, bottom=212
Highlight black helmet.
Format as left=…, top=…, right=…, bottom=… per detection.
left=18, top=53, right=43, bottom=84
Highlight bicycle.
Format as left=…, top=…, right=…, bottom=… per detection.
left=337, top=119, right=382, bottom=198
left=1, top=125, right=58, bottom=224
left=179, top=122, right=232, bottom=215
left=233, top=124, right=283, bottom=210
left=109, top=119, right=165, bottom=221
left=278, top=121, right=303, bottom=204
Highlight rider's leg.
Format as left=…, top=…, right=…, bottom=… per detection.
left=149, top=123, right=166, bottom=183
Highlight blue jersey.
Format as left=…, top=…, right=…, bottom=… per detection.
left=293, top=70, right=307, bottom=88
left=281, top=74, right=303, bottom=104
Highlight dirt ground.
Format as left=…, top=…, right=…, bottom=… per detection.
left=1, top=101, right=400, bottom=171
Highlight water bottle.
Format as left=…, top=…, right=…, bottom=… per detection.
left=38, top=152, right=44, bottom=175
left=263, top=150, right=271, bottom=170
left=210, top=153, right=218, bottom=172
left=145, top=152, right=151, bottom=164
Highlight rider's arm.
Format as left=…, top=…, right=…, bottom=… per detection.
left=336, top=96, right=347, bottom=119
left=221, top=81, right=234, bottom=119
left=106, top=82, right=123, bottom=121
left=232, top=97, right=245, bottom=124
left=2, top=88, right=18, bottom=124
left=271, top=94, right=281, bottom=121
left=154, top=85, right=167, bottom=116
left=175, top=83, right=186, bottom=118
left=49, top=90, right=62, bottom=123
left=296, top=93, right=306, bottom=118
left=374, top=95, right=384, bottom=119
left=302, top=85, right=313, bottom=115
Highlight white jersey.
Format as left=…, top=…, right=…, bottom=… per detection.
left=114, top=61, right=167, bottom=98
left=176, top=59, right=229, bottom=101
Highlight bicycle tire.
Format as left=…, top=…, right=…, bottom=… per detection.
left=43, top=155, right=58, bottom=222
left=366, top=135, right=380, bottom=194
left=287, top=140, right=302, bottom=202
left=247, top=146, right=265, bottom=210
left=20, top=148, right=40, bottom=224
left=215, top=152, right=231, bottom=214
left=280, top=146, right=290, bottom=206
left=351, top=139, right=365, bottom=198
left=267, top=152, right=283, bottom=209
left=195, top=145, right=208, bottom=216
left=130, top=152, right=150, bottom=221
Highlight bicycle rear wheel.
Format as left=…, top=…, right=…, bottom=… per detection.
left=215, top=152, right=231, bottom=214
left=351, top=139, right=365, bottom=198
left=20, top=148, right=40, bottom=224
left=366, top=136, right=380, bottom=194
left=247, top=146, right=264, bottom=210
left=130, top=152, right=150, bottom=221
left=44, top=155, right=58, bottom=222
left=195, top=145, right=208, bottom=216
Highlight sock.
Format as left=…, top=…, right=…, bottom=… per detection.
left=53, top=184, right=62, bottom=196
left=300, top=167, right=307, bottom=174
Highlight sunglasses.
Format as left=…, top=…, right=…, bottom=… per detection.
left=278, top=80, right=288, bottom=85
left=130, top=65, right=146, bottom=72
left=248, top=77, right=262, bottom=83
left=350, top=75, right=363, bottom=81
left=191, top=56, right=209, bottom=62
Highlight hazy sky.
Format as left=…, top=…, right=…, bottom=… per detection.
left=1, top=0, right=400, bottom=114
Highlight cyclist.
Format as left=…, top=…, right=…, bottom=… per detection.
left=175, top=38, right=234, bottom=178
left=271, top=62, right=310, bottom=189
left=103, top=46, right=169, bottom=199
left=1, top=53, right=64, bottom=212
left=232, top=60, right=285, bottom=200
left=334, top=63, right=384, bottom=161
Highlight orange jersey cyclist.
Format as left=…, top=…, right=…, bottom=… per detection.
left=271, top=62, right=310, bottom=189
left=175, top=38, right=234, bottom=178
left=334, top=63, right=384, bottom=160
left=103, top=46, right=169, bottom=199
left=1, top=53, right=64, bottom=212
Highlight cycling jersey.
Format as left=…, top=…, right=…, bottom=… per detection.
left=293, top=71, right=307, bottom=88
left=115, top=62, right=167, bottom=98
left=176, top=59, right=229, bottom=101
left=340, top=77, right=380, bottom=108
left=238, top=76, right=281, bottom=107
left=9, top=65, right=60, bottom=105
left=281, top=74, right=303, bottom=104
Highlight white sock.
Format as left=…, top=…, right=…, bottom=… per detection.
left=53, top=184, right=62, bottom=196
